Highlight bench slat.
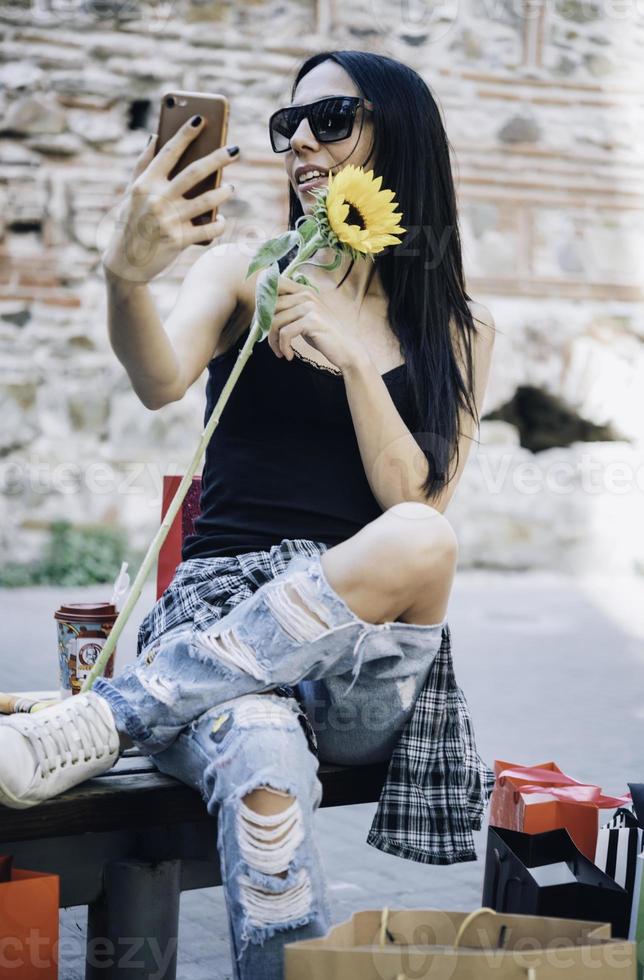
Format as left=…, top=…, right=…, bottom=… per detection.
left=0, top=757, right=389, bottom=842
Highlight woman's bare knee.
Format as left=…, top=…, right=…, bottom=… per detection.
left=379, top=501, right=458, bottom=574
left=243, top=785, right=294, bottom=818
left=320, top=500, right=458, bottom=624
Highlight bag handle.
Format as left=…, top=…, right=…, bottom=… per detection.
left=498, top=766, right=631, bottom=808
left=379, top=906, right=393, bottom=947
left=454, top=908, right=539, bottom=978
left=453, top=906, right=499, bottom=948
left=379, top=906, right=537, bottom=977
left=490, top=847, right=523, bottom=912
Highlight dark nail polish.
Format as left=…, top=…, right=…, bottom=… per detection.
left=227, top=145, right=240, bottom=156
left=191, top=114, right=202, bottom=127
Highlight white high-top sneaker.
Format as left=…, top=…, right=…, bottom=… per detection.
left=0, top=691, right=121, bottom=809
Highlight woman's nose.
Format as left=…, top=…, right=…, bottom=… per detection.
left=289, top=116, right=319, bottom=154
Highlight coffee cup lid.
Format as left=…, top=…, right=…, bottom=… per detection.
left=54, top=602, right=118, bottom=622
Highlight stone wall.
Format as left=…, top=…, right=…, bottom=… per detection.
left=2, top=0, right=643, bottom=574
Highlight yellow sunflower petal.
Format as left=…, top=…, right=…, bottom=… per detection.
left=320, top=165, right=405, bottom=255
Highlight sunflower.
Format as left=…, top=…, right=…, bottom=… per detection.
left=309, top=164, right=406, bottom=261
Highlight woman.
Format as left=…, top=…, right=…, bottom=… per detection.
left=0, top=50, right=496, bottom=979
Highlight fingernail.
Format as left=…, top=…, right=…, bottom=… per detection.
left=146, top=133, right=155, bottom=145
left=191, top=114, right=202, bottom=127
left=227, top=145, right=240, bottom=156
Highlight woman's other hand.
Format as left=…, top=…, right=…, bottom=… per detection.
left=268, top=275, right=373, bottom=375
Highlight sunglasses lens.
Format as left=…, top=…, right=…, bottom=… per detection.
left=270, top=107, right=301, bottom=152
left=311, top=97, right=357, bottom=142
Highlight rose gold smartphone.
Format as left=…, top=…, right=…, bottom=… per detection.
left=155, top=91, right=230, bottom=246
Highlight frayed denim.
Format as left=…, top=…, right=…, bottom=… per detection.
left=93, top=552, right=446, bottom=979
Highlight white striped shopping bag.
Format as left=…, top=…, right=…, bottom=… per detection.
left=595, top=784, right=644, bottom=922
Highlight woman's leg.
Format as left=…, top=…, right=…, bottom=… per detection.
left=320, top=500, right=458, bottom=627
left=151, top=691, right=331, bottom=980
left=0, top=501, right=457, bottom=807
left=92, top=501, right=457, bottom=755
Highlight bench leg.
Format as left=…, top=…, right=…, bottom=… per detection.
left=85, top=858, right=181, bottom=980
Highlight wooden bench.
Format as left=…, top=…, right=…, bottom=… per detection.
left=0, top=477, right=390, bottom=979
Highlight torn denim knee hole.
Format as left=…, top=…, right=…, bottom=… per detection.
left=133, top=666, right=178, bottom=706
left=231, top=695, right=300, bottom=732
left=193, top=625, right=270, bottom=682
left=206, top=696, right=301, bottom=761
left=264, top=572, right=335, bottom=644
left=238, top=868, right=312, bottom=930
left=237, top=795, right=304, bottom=876
left=235, top=787, right=315, bottom=952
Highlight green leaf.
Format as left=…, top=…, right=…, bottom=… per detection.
left=292, top=273, right=319, bottom=292
left=296, top=218, right=319, bottom=246
left=312, top=251, right=342, bottom=272
left=255, top=261, right=280, bottom=341
left=245, top=231, right=299, bottom=279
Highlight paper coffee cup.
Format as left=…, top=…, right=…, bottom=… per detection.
left=54, top=602, right=118, bottom=697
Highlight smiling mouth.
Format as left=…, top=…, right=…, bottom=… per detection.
left=297, top=174, right=328, bottom=193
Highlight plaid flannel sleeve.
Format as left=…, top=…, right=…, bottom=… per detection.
left=366, top=623, right=496, bottom=865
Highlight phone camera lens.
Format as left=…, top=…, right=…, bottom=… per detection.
left=165, top=96, right=175, bottom=108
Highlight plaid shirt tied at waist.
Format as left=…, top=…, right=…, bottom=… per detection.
left=137, top=538, right=495, bottom=866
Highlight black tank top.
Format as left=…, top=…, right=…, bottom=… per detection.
left=181, top=258, right=417, bottom=562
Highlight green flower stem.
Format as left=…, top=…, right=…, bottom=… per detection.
left=282, top=233, right=326, bottom=277
left=81, top=313, right=263, bottom=692
left=81, top=229, right=331, bottom=693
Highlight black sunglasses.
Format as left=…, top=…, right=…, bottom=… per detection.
left=269, top=96, right=375, bottom=153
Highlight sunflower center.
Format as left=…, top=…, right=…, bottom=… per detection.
left=344, top=202, right=366, bottom=228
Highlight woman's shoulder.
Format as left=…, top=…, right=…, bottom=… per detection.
left=467, top=300, right=496, bottom=341
left=447, top=300, right=496, bottom=398
left=449, top=299, right=497, bottom=359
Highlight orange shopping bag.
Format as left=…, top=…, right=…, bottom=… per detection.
left=488, top=759, right=632, bottom=860
left=0, top=855, right=59, bottom=979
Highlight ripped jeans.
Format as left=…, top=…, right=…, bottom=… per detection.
left=92, top=551, right=447, bottom=980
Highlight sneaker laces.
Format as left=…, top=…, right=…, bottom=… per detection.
left=25, top=698, right=117, bottom=778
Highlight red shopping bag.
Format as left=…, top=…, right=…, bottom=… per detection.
left=489, top=759, right=631, bottom=860
left=156, top=474, right=202, bottom=599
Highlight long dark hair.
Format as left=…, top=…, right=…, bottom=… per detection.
left=287, top=50, right=487, bottom=499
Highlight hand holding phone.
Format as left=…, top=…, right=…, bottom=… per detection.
left=155, top=91, right=231, bottom=244
left=101, top=91, right=239, bottom=284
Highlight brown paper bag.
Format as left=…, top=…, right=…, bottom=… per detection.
left=284, top=906, right=636, bottom=979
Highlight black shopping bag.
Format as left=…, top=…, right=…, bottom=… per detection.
left=482, top=824, right=631, bottom=938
